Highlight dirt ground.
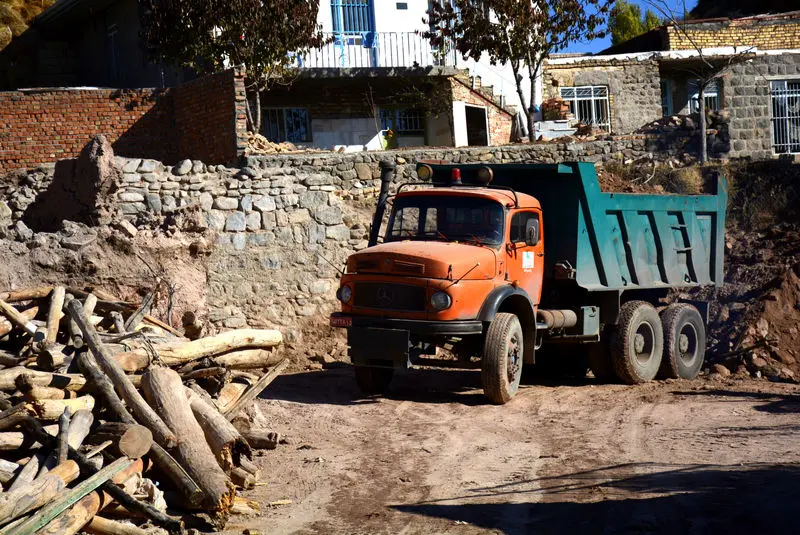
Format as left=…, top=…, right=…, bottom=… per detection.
left=232, top=367, right=800, bottom=535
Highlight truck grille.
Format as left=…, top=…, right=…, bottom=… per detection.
left=353, top=282, right=426, bottom=312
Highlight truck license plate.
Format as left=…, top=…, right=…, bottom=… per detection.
left=330, top=316, right=352, bottom=328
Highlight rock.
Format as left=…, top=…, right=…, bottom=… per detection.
left=173, top=159, right=192, bottom=176
left=245, top=212, right=261, bottom=231
left=223, top=317, right=248, bottom=328
left=313, top=205, right=342, bottom=226
left=751, top=356, right=769, bottom=369
left=240, top=195, right=253, bottom=212
left=0, top=201, right=12, bottom=227
left=199, top=192, right=214, bottom=211
left=253, top=196, right=277, bottom=212
left=145, top=193, right=162, bottom=214
left=119, top=192, right=145, bottom=203
left=239, top=167, right=259, bottom=178
left=207, top=210, right=226, bottom=231
left=138, top=160, right=160, bottom=173
left=354, top=163, right=372, bottom=182
left=214, top=197, right=239, bottom=210
left=326, top=225, right=350, bottom=241
left=115, top=220, right=138, bottom=237
left=712, top=363, right=731, bottom=377
left=14, top=220, right=33, bottom=241
left=225, top=212, right=247, bottom=232
left=299, top=191, right=329, bottom=209
left=122, top=159, right=141, bottom=173
left=756, top=318, right=769, bottom=338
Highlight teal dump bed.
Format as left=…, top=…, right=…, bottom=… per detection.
left=421, top=161, right=727, bottom=292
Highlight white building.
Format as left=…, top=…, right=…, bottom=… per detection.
left=261, top=0, right=539, bottom=151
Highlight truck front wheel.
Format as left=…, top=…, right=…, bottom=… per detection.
left=354, top=366, right=394, bottom=395
left=611, top=301, right=664, bottom=384
left=481, top=313, right=524, bottom=404
left=658, top=304, right=706, bottom=379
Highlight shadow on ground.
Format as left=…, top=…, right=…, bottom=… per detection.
left=674, top=389, right=800, bottom=414
left=393, top=462, right=800, bottom=534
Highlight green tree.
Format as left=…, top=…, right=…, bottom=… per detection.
left=608, top=0, right=662, bottom=46
left=425, top=0, right=613, bottom=141
left=139, top=0, right=327, bottom=132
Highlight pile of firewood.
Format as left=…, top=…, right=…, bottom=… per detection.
left=0, top=285, right=288, bottom=534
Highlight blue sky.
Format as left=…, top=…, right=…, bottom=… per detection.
left=566, top=0, right=699, bottom=54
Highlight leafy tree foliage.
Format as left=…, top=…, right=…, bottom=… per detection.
left=425, top=0, right=612, bottom=141
left=139, top=0, right=326, bottom=132
left=608, top=0, right=662, bottom=45
left=0, top=0, right=57, bottom=50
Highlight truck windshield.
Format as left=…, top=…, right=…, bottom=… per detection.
left=386, top=195, right=505, bottom=246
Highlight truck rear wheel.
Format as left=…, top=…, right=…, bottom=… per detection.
left=611, top=301, right=664, bottom=384
left=354, top=366, right=394, bottom=395
left=658, top=304, right=706, bottom=379
left=481, top=313, right=524, bottom=404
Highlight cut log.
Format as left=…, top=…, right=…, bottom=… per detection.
left=185, top=388, right=251, bottom=473
left=112, top=329, right=283, bottom=371
left=113, top=352, right=150, bottom=374
left=45, top=286, right=66, bottom=345
left=28, top=395, right=95, bottom=421
left=86, top=516, right=150, bottom=535
left=183, top=366, right=227, bottom=381
left=66, top=300, right=176, bottom=449
left=0, top=432, right=41, bottom=451
left=63, top=294, right=85, bottom=350
left=110, top=312, right=126, bottom=335
left=142, top=314, right=181, bottom=337
left=237, top=456, right=260, bottom=479
left=0, top=307, right=38, bottom=338
left=0, top=459, right=19, bottom=485
left=28, top=458, right=144, bottom=535
left=142, top=367, right=234, bottom=515
left=0, top=460, right=80, bottom=526
left=38, top=409, right=94, bottom=477
left=35, top=344, right=69, bottom=371
left=222, top=359, right=288, bottom=420
left=0, top=367, right=87, bottom=392
left=85, top=423, right=152, bottom=459
left=0, top=286, right=53, bottom=303
left=21, top=385, right=77, bottom=401
left=239, top=429, right=279, bottom=451
left=0, top=299, right=44, bottom=341
left=76, top=352, right=202, bottom=507
left=56, top=409, right=70, bottom=464
left=230, top=467, right=255, bottom=490
left=124, top=291, right=154, bottom=333
left=0, top=403, right=29, bottom=431
left=214, top=349, right=283, bottom=370
left=215, top=383, right=248, bottom=413
left=83, top=294, right=98, bottom=323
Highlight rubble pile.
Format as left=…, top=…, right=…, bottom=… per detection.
left=245, top=133, right=309, bottom=156
left=0, top=283, right=288, bottom=533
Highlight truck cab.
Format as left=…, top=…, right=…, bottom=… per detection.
left=331, top=161, right=727, bottom=404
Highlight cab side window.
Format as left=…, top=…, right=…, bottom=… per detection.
left=509, top=212, right=540, bottom=243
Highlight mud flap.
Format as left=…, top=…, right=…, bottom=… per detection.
left=348, top=327, right=410, bottom=369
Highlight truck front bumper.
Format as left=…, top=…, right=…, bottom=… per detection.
left=330, top=314, right=484, bottom=368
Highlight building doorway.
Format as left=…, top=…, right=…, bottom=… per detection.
left=465, top=105, right=489, bottom=146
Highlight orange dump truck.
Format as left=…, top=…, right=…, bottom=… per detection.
left=330, top=161, right=728, bottom=404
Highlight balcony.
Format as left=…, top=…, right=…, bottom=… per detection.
left=297, top=32, right=458, bottom=69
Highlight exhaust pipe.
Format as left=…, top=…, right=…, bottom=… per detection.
left=368, top=160, right=396, bottom=247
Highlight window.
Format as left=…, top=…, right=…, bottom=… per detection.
left=331, top=0, right=374, bottom=34
left=263, top=108, right=311, bottom=143
left=559, top=86, right=610, bottom=131
left=380, top=108, right=425, bottom=136
left=661, top=80, right=673, bottom=117
left=770, top=80, right=800, bottom=154
left=689, top=79, right=721, bottom=113
left=387, top=195, right=505, bottom=245
left=509, top=212, right=540, bottom=243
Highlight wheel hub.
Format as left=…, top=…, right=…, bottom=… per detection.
left=634, top=333, right=646, bottom=354
left=679, top=333, right=690, bottom=353
left=507, top=336, right=520, bottom=382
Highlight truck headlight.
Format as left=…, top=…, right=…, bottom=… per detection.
left=337, top=285, right=352, bottom=304
left=430, top=291, right=452, bottom=311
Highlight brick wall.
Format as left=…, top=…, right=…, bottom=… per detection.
left=543, top=60, right=662, bottom=135
left=450, top=78, right=514, bottom=145
left=667, top=13, right=800, bottom=51
left=0, top=68, right=247, bottom=172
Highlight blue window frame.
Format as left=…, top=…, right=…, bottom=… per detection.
left=331, top=0, right=375, bottom=35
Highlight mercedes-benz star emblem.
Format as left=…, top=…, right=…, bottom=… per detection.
left=376, top=287, right=394, bottom=307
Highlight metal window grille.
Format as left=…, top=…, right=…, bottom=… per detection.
left=559, top=86, right=610, bottom=131
left=263, top=108, right=311, bottom=143
left=689, top=79, right=721, bottom=113
left=771, top=80, right=800, bottom=154
left=331, top=0, right=374, bottom=34
left=380, top=108, right=425, bottom=135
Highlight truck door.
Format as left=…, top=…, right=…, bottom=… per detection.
left=506, top=210, right=544, bottom=304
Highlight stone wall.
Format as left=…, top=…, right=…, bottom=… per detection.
left=0, top=68, right=247, bottom=172
left=542, top=60, right=662, bottom=135
left=666, top=12, right=800, bottom=51
left=724, top=53, right=800, bottom=160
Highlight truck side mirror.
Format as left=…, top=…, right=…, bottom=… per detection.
left=525, top=219, right=540, bottom=247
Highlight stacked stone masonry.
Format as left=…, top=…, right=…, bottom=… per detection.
left=666, top=12, right=800, bottom=51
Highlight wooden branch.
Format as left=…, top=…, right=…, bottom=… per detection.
left=0, top=368, right=86, bottom=392
left=0, top=307, right=38, bottom=338
left=222, top=359, right=288, bottom=420
left=124, top=291, right=154, bottom=333
left=0, top=287, right=53, bottom=303
left=76, top=352, right=202, bottom=507
left=35, top=344, right=68, bottom=371
left=230, top=467, right=255, bottom=490
left=86, top=516, right=150, bottom=535
left=0, top=459, right=19, bottom=485
left=66, top=300, right=176, bottom=449
left=0, top=460, right=79, bottom=526
left=85, top=423, right=152, bottom=459
left=56, top=409, right=70, bottom=464
left=0, top=299, right=43, bottom=341
left=45, top=286, right=66, bottom=345
left=0, top=432, right=42, bottom=451
left=185, top=388, right=251, bottom=473
left=239, top=429, right=279, bottom=451
left=183, top=366, right=227, bottom=381
left=4, top=457, right=133, bottom=535
left=27, top=395, right=95, bottom=421
left=113, top=329, right=283, bottom=371
left=214, top=349, right=282, bottom=370
left=7, top=452, right=46, bottom=493
left=83, top=294, right=98, bottom=323
left=110, top=312, right=126, bottom=335
left=0, top=403, right=29, bottom=431
left=21, top=385, right=77, bottom=401
left=39, top=409, right=94, bottom=477
left=142, top=367, right=235, bottom=515
left=142, top=315, right=181, bottom=337
left=215, top=383, right=247, bottom=413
